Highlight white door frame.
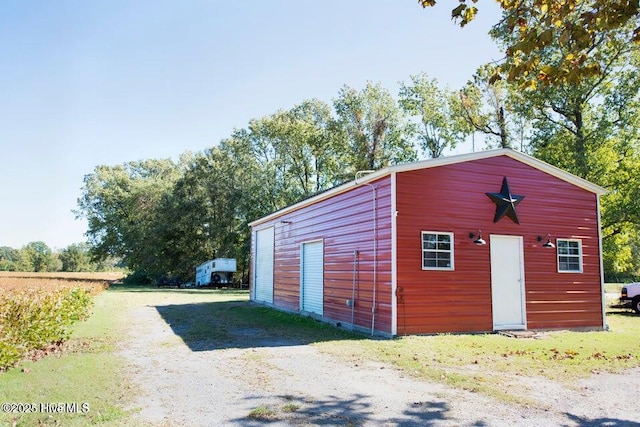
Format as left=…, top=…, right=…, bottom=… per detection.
left=300, top=239, right=324, bottom=316
left=254, top=226, right=274, bottom=304
left=490, top=234, right=526, bottom=330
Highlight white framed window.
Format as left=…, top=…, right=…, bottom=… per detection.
left=557, top=239, right=583, bottom=273
left=422, top=231, right=454, bottom=270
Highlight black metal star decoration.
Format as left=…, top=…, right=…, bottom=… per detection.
left=486, top=177, right=525, bottom=224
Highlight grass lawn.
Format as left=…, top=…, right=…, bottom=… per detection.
left=1, top=283, right=638, bottom=424
left=316, top=308, right=640, bottom=404
left=0, top=288, right=137, bottom=427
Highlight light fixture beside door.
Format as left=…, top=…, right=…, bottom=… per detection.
left=469, top=230, right=486, bottom=245
left=537, top=234, right=555, bottom=248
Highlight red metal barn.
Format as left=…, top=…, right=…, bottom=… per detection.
left=249, top=149, right=607, bottom=336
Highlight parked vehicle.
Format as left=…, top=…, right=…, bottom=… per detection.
left=195, top=258, right=236, bottom=287
left=156, top=276, right=182, bottom=288
left=620, top=282, right=640, bottom=314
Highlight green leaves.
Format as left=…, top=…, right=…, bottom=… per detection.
left=76, top=99, right=358, bottom=282
left=0, top=287, right=93, bottom=371
left=59, top=243, right=94, bottom=272
left=459, top=64, right=521, bottom=149
left=76, top=159, right=182, bottom=278
left=420, top=0, right=640, bottom=88
left=17, top=242, right=55, bottom=272
left=451, top=3, right=477, bottom=27
left=334, top=82, right=416, bottom=170
left=399, top=73, right=471, bottom=157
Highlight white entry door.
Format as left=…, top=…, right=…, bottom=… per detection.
left=254, top=227, right=274, bottom=304
left=490, top=235, right=526, bottom=330
left=301, top=240, right=323, bottom=316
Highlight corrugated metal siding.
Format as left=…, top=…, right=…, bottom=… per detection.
left=395, top=156, right=603, bottom=334
left=255, top=177, right=394, bottom=335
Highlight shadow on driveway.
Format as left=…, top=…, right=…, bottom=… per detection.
left=564, top=413, right=640, bottom=427
left=233, top=393, right=452, bottom=427
left=232, top=394, right=640, bottom=427
left=155, top=300, right=363, bottom=351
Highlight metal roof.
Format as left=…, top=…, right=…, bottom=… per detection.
left=249, top=148, right=607, bottom=227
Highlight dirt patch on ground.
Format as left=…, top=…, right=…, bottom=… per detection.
left=118, top=291, right=640, bottom=426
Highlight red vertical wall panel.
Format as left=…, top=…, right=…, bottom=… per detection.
left=253, top=177, right=394, bottom=335
left=395, top=156, right=603, bottom=334
left=252, top=153, right=604, bottom=336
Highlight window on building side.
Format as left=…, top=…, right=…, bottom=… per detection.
left=422, top=232, right=454, bottom=270
left=557, top=239, right=582, bottom=272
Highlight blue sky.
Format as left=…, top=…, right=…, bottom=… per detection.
left=0, top=1, right=502, bottom=250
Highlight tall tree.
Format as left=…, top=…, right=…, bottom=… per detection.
left=59, top=243, right=94, bottom=272
left=18, top=241, right=54, bottom=272
left=498, top=21, right=640, bottom=274
left=0, top=246, right=18, bottom=271
left=244, top=100, right=346, bottom=203
left=76, top=159, right=181, bottom=277
left=152, top=149, right=248, bottom=280
left=419, top=0, right=640, bottom=87
left=458, top=64, right=529, bottom=149
left=334, top=82, right=416, bottom=171
left=267, top=99, right=346, bottom=194
left=502, top=22, right=639, bottom=176
left=399, top=73, right=471, bottom=157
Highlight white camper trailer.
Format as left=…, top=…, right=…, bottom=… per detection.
left=195, top=258, right=237, bottom=287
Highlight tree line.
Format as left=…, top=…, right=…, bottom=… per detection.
left=76, top=7, right=640, bottom=283
left=0, top=242, right=120, bottom=273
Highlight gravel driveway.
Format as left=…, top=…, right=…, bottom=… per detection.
left=118, top=290, right=640, bottom=426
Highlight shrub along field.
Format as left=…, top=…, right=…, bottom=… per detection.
left=0, top=282, right=637, bottom=425
left=0, top=275, right=131, bottom=427
left=0, top=272, right=122, bottom=371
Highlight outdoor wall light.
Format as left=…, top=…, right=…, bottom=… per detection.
left=469, top=230, right=486, bottom=245
left=537, top=234, right=555, bottom=248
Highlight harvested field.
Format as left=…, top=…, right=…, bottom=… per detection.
left=0, top=271, right=125, bottom=295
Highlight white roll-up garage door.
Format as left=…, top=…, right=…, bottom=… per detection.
left=301, top=240, right=323, bottom=316
left=254, top=227, right=274, bottom=304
